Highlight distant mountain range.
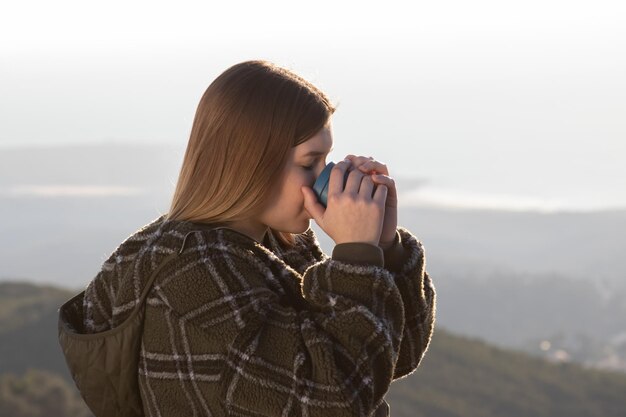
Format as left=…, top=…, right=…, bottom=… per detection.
left=2, top=143, right=624, bottom=287
left=1, top=281, right=625, bottom=417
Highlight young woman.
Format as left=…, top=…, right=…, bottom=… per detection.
left=61, top=60, right=436, bottom=417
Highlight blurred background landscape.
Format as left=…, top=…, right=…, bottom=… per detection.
left=1, top=0, right=625, bottom=416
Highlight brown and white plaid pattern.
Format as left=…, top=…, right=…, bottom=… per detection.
left=72, top=215, right=436, bottom=417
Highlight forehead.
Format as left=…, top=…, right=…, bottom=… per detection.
left=295, top=126, right=333, bottom=155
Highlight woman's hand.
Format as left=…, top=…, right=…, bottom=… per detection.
left=301, top=159, right=388, bottom=246
left=345, top=155, right=398, bottom=250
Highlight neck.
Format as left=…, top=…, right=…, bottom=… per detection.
left=222, top=219, right=269, bottom=244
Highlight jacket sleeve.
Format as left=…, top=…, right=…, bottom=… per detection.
left=296, top=226, right=436, bottom=381
left=154, top=237, right=405, bottom=417
left=380, top=227, right=437, bottom=380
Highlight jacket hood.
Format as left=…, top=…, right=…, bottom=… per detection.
left=59, top=214, right=183, bottom=335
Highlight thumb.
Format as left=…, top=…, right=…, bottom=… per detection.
left=301, top=186, right=324, bottom=223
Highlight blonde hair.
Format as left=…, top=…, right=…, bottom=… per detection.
left=166, top=60, right=337, bottom=249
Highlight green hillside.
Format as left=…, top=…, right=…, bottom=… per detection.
left=387, top=330, right=626, bottom=416
left=1, top=281, right=625, bottom=417
left=0, top=281, right=79, bottom=379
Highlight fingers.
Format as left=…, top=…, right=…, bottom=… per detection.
left=301, top=185, right=324, bottom=221
left=373, top=182, right=388, bottom=204
left=328, top=159, right=352, bottom=195
left=345, top=155, right=389, bottom=176
left=346, top=154, right=373, bottom=161
left=357, top=160, right=389, bottom=176
left=359, top=174, right=375, bottom=198
left=329, top=158, right=387, bottom=205
left=344, top=167, right=366, bottom=194
left=370, top=173, right=397, bottom=205
left=342, top=167, right=381, bottom=204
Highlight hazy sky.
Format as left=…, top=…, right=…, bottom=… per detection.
left=1, top=0, right=625, bottom=212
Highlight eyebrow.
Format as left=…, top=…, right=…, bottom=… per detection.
left=301, top=147, right=334, bottom=158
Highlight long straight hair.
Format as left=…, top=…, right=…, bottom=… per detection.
left=166, top=60, right=337, bottom=248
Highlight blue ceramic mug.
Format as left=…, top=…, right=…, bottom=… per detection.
left=313, top=161, right=374, bottom=208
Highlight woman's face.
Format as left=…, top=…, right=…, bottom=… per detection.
left=259, top=122, right=335, bottom=235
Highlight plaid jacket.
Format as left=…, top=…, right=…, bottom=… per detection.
left=69, top=214, right=436, bottom=417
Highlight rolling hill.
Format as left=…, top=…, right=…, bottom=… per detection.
left=1, top=281, right=625, bottom=416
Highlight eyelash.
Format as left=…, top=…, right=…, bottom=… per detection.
left=302, top=158, right=322, bottom=171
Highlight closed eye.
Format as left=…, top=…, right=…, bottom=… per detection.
left=302, top=157, right=327, bottom=171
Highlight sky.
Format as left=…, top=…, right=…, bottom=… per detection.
left=1, top=0, right=625, bottom=212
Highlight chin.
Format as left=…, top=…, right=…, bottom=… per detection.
left=292, top=218, right=311, bottom=234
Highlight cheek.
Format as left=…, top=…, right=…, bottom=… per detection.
left=291, top=172, right=312, bottom=207
left=281, top=168, right=314, bottom=206
left=288, top=169, right=314, bottom=187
